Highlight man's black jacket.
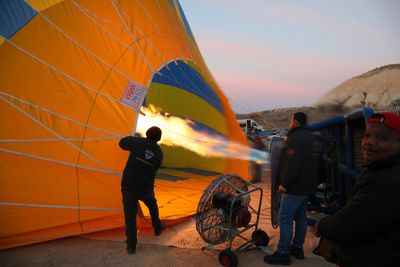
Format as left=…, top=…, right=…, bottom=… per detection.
left=119, top=136, right=163, bottom=194
left=279, top=126, right=318, bottom=195
left=318, top=152, right=400, bottom=267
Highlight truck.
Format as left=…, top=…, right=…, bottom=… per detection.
left=238, top=119, right=264, bottom=134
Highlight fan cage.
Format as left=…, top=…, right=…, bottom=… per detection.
left=195, top=174, right=249, bottom=245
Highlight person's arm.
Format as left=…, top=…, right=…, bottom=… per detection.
left=317, top=176, right=400, bottom=244
left=119, top=136, right=140, bottom=151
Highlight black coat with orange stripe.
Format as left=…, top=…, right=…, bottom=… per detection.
left=318, top=152, right=400, bottom=267
left=278, top=126, right=318, bottom=195
left=119, top=136, right=163, bottom=194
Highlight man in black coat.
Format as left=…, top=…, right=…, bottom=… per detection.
left=315, top=112, right=400, bottom=267
left=265, top=112, right=318, bottom=265
left=119, top=126, right=165, bottom=254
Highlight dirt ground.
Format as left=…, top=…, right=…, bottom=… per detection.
left=0, top=171, right=334, bottom=267
left=0, top=236, right=335, bottom=267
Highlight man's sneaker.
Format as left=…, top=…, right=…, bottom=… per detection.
left=263, top=251, right=291, bottom=265
left=290, top=245, right=305, bottom=260
left=154, top=222, right=166, bottom=236
left=127, top=246, right=136, bottom=254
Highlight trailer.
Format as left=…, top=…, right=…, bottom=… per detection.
left=270, top=108, right=374, bottom=227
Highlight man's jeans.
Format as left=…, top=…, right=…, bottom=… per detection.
left=278, top=193, right=308, bottom=254
left=122, top=190, right=162, bottom=248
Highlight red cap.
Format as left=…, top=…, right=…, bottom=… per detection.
left=367, top=112, right=400, bottom=133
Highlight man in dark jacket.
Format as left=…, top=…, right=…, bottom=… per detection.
left=119, top=126, right=165, bottom=254
left=265, top=112, right=318, bottom=265
left=315, top=112, right=400, bottom=267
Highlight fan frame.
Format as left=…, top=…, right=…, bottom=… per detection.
left=196, top=174, right=268, bottom=267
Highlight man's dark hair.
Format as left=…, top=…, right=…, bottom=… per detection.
left=293, top=112, right=308, bottom=126
left=146, top=126, right=162, bottom=142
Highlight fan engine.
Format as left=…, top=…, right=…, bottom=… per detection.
left=212, top=192, right=251, bottom=229
left=195, top=174, right=269, bottom=267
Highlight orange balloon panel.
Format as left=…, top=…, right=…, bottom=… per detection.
left=0, top=0, right=250, bottom=249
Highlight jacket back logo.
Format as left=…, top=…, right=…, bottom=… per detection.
left=145, top=150, right=154, bottom=160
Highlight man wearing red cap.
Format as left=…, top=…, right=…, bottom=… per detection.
left=314, top=112, right=400, bottom=267
left=119, top=126, right=166, bottom=254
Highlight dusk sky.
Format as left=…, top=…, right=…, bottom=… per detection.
left=180, top=1, right=400, bottom=113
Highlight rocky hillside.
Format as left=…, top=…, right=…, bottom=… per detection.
left=315, top=64, right=400, bottom=109
left=237, top=64, right=400, bottom=131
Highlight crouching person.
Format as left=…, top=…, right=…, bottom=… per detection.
left=314, top=112, right=400, bottom=267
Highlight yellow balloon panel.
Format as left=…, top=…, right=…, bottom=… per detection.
left=147, top=82, right=227, bottom=134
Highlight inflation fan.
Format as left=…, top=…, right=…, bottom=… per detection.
left=195, top=174, right=269, bottom=267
